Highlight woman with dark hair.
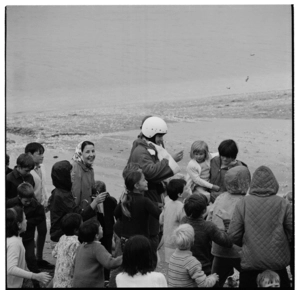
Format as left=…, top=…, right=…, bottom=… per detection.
left=7, top=206, right=51, bottom=288
left=116, top=235, right=167, bottom=287
left=71, top=141, right=96, bottom=206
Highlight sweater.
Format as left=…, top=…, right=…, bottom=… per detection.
left=161, top=199, right=185, bottom=262
left=114, top=192, right=161, bottom=238
left=7, top=236, right=32, bottom=288
left=228, top=166, right=292, bottom=271
left=73, top=241, right=122, bottom=288
left=185, top=152, right=218, bottom=192
left=210, top=166, right=251, bottom=258
left=168, top=249, right=215, bottom=287
left=116, top=272, right=168, bottom=287
left=30, top=164, right=48, bottom=207
left=6, top=197, right=45, bottom=242
left=71, top=161, right=95, bottom=206
left=210, top=156, right=247, bottom=202
left=181, top=216, right=232, bottom=273
left=6, top=168, right=35, bottom=200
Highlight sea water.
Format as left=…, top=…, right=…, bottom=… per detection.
left=6, top=5, right=292, bottom=115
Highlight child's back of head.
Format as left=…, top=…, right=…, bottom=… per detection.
left=172, top=223, right=194, bottom=251
left=256, top=270, right=280, bottom=287
left=51, top=160, right=73, bottom=191
left=16, top=153, right=35, bottom=170
left=17, top=182, right=35, bottom=199
left=167, top=179, right=186, bottom=201
left=61, top=213, right=82, bottom=236
left=79, top=219, right=101, bottom=243
left=184, top=194, right=207, bottom=219
left=6, top=206, right=24, bottom=238
left=224, top=166, right=251, bottom=195
left=122, top=235, right=154, bottom=276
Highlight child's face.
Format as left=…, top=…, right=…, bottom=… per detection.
left=19, top=197, right=33, bottom=207
left=193, top=151, right=206, bottom=163
left=261, top=278, right=280, bottom=288
left=135, top=174, right=148, bottom=192
left=30, top=151, right=44, bottom=165
left=97, top=225, right=103, bottom=240
left=17, top=166, right=32, bottom=177
left=82, top=145, right=96, bottom=166
left=220, top=156, right=234, bottom=167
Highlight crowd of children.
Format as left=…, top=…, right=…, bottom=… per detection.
left=6, top=116, right=293, bottom=288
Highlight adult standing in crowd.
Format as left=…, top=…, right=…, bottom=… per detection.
left=127, top=116, right=183, bottom=260
left=71, top=141, right=96, bottom=206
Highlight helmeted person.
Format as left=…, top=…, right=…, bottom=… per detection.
left=127, top=116, right=183, bottom=264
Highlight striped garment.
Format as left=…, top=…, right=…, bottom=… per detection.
left=168, top=249, right=213, bottom=287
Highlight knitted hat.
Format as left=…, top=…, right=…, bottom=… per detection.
left=249, top=166, right=279, bottom=197
left=224, top=166, right=251, bottom=195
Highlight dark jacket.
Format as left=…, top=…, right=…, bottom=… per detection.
left=228, top=166, right=292, bottom=271
left=128, top=138, right=173, bottom=235
left=114, top=192, right=161, bottom=238
left=6, top=168, right=35, bottom=200
left=97, top=195, right=117, bottom=237
left=210, top=156, right=247, bottom=202
left=49, top=160, right=96, bottom=242
left=181, top=216, right=232, bottom=274
left=6, top=197, right=45, bottom=242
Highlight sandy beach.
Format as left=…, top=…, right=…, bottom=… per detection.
left=5, top=88, right=293, bottom=287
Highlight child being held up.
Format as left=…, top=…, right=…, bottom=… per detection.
left=168, top=224, right=219, bottom=287
left=256, top=270, right=280, bottom=288
left=186, top=141, right=219, bottom=204
left=73, top=219, right=122, bottom=288
left=159, top=179, right=189, bottom=263
left=52, top=213, right=82, bottom=288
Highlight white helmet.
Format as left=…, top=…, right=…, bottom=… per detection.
left=142, top=116, right=168, bottom=138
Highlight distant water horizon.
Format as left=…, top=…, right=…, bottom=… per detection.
left=6, top=5, right=292, bottom=116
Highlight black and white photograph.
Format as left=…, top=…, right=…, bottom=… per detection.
left=4, top=4, right=293, bottom=288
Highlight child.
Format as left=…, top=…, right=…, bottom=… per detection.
left=168, top=224, right=219, bottom=287
left=6, top=182, right=46, bottom=284
left=186, top=141, right=219, bottom=203
left=210, top=139, right=247, bottom=203
left=25, top=142, right=53, bottom=269
left=114, top=171, right=161, bottom=266
left=6, top=153, right=13, bottom=175
left=7, top=206, right=51, bottom=288
left=49, top=160, right=106, bottom=243
left=256, top=270, right=280, bottom=287
left=73, top=219, right=122, bottom=288
left=52, top=213, right=82, bottom=288
left=6, top=153, right=35, bottom=200
left=284, top=191, right=292, bottom=205
left=210, top=166, right=251, bottom=287
left=228, top=166, right=292, bottom=288
left=116, top=235, right=167, bottom=287
left=181, top=194, right=232, bottom=275
left=94, top=180, right=117, bottom=282
left=159, top=179, right=188, bottom=263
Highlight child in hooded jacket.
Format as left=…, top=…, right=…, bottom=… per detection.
left=228, top=165, right=292, bottom=288
left=209, top=166, right=251, bottom=287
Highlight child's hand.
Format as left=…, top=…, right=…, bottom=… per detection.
left=172, top=150, right=184, bottom=162
left=216, top=209, right=230, bottom=220
left=91, top=192, right=107, bottom=209
left=206, top=273, right=219, bottom=287
left=212, top=185, right=220, bottom=192
left=32, top=272, right=52, bottom=284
